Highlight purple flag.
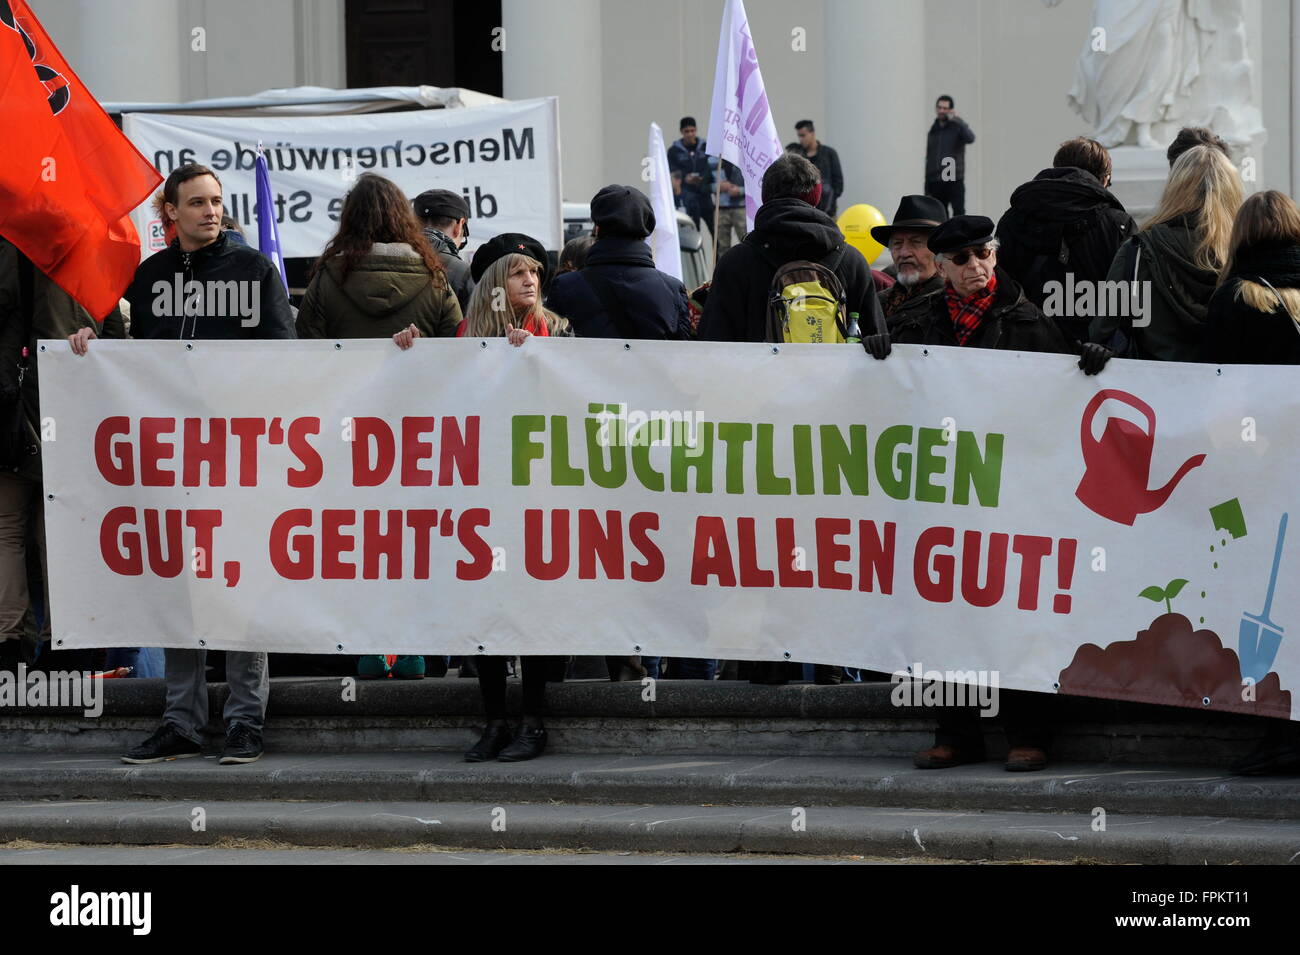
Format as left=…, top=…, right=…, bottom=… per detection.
left=255, top=149, right=288, bottom=288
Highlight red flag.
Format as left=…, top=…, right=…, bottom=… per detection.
left=0, top=0, right=160, bottom=319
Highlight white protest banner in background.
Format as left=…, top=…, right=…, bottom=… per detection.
left=38, top=340, right=1296, bottom=722
left=122, top=97, right=562, bottom=260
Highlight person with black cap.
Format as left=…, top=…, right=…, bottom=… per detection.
left=872, top=195, right=948, bottom=324
left=460, top=231, right=568, bottom=339
left=888, top=214, right=1068, bottom=355
left=545, top=185, right=691, bottom=340
left=413, top=188, right=475, bottom=313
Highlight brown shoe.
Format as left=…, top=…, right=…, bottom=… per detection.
left=913, top=742, right=985, bottom=769
left=1005, top=746, right=1048, bottom=772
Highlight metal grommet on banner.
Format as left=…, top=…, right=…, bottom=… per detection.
left=1216, top=368, right=1222, bottom=376
left=1202, top=696, right=1212, bottom=706
left=633, top=645, right=642, bottom=653
left=480, top=340, right=487, bottom=349
left=771, top=346, right=779, bottom=354
left=38, top=344, right=46, bottom=353
left=198, top=639, right=206, bottom=647
left=921, top=348, right=929, bottom=357
left=906, top=664, right=913, bottom=674
left=336, top=644, right=344, bottom=651
left=56, top=639, right=63, bottom=647
left=46, top=493, right=53, bottom=501
left=624, top=343, right=631, bottom=351
left=185, top=343, right=193, bottom=351
left=1053, top=681, right=1061, bottom=690
left=476, top=644, right=485, bottom=653
left=334, top=342, right=342, bottom=350
left=782, top=651, right=791, bottom=660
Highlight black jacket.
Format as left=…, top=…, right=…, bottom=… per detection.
left=667, top=137, right=714, bottom=197
left=881, top=272, right=946, bottom=327
left=785, top=141, right=844, bottom=216
left=698, top=197, right=885, bottom=343
left=995, top=166, right=1136, bottom=344
left=544, top=236, right=691, bottom=340
left=1202, top=242, right=1300, bottom=364
left=925, top=116, right=976, bottom=182
left=890, top=266, right=1070, bottom=353
left=125, top=231, right=294, bottom=340
left=1090, top=214, right=1217, bottom=361
left=423, top=227, right=475, bottom=314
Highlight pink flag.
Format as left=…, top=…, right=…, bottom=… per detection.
left=705, top=0, right=783, bottom=229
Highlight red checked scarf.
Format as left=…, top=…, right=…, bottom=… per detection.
left=944, top=273, right=997, bottom=345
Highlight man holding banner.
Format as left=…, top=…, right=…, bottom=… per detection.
left=69, top=162, right=293, bottom=766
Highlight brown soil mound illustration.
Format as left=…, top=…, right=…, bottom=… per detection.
left=1057, top=613, right=1291, bottom=719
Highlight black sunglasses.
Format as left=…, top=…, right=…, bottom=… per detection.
left=948, top=246, right=993, bottom=266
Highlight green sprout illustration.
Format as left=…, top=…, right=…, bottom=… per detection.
left=1139, top=578, right=1188, bottom=615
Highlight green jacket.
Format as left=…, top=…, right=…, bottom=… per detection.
left=295, top=243, right=461, bottom=340
left=0, top=238, right=125, bottom=481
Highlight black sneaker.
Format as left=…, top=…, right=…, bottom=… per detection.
left=121, top=723, right=202, bottom=764
left=220, top=722, right=263, bottom=765
left=464, top=721, right=513, bottom=762
left=497, top=724, right=547, bottom=762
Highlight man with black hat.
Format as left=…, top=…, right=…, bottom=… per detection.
left=545, top=185, right=690, bottom=340
left=668, top=117, right=715, bottom=233
left=889, top=214, right=1068, bottom=355
left=872, top=195, right=948, bottom=324
left=413, top=188, right=475, bottom=313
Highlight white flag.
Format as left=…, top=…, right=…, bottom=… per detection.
left=705, top=0, right=783, bottom=229
left=646, top=122, right=683, bottom=281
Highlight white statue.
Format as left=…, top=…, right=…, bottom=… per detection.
left=1052, top=0, right=1264, bottom=149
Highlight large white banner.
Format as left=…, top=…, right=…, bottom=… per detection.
left=122, top=98, right=562, bottom=260
left=38, top=340, right=1297, bottom=721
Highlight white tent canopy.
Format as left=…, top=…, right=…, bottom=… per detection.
left=103, top=85, right=506, bottom=117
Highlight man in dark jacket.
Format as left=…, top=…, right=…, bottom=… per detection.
left=667, top=117, right=715, bottom=233
left=884, top=215, right=1065, bottom=772
left=889, top=215, right=1068, bottom=354
left=414, top=188, right=475, bottom=312
left=924, top=95, right=976, bottom=216
left=787, top=120, right=844, bottom=217
left=698, top=153, right=886, bottom=347
left=871, top=195, right=948, bottom=326
left=69, top=163, right=293, bottom=768
left=545, top=185, right=690, bottom=340
left=996, top=137, right=1136, bottom=346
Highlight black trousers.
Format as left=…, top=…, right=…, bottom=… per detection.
left=476, top=655, right=564, bottom=721
left=924, top=179, right=966, bottom=217
left=933, top=689, right=1052, bottom=751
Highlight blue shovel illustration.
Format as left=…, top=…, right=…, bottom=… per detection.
left=1239, top=512, right=1288, bottom=685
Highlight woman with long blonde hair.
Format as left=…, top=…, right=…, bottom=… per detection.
left=459, top=233, right=570, bottom=339
left=1202, top=189, right=1300, bottom=364
left=1091, top=144, right=1243, bottom=361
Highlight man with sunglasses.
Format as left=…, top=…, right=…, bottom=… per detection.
left=884, top=215, right=1066, bottom=772
left=888, top=215, right=1068, bottom=355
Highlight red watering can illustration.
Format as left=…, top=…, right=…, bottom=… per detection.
left=1075, top=389, right=1206, bottom=525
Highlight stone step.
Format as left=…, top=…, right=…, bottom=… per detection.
left=0, top=678, right=1283, bottom=766
left=0, top=796, right=1291, bottom=863
left=1, top=753, right=1293, bottom=820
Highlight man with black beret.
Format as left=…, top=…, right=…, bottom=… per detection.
left=413, top=188, right=475, bottom=312
left=888, top=214, right=1068, bottom=354
left=544, top=185, right=690, bottom=340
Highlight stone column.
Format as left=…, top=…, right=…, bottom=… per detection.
left=502, top=0, right=604, bottom=204
left=822, top=0, right=925, bottom=247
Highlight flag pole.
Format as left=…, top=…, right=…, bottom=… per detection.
left=711, top=166, right=723, bottom=269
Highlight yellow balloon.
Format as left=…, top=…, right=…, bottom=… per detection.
left=837, top=203, right=887, bottom=265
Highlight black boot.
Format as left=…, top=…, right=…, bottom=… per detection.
left=497, top=723, right=547, bottom=762
left=464, top=720, right=512, bottom=762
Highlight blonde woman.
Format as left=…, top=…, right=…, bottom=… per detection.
left=1202, top=190, right=1300, bottom=365
left=1090, top=144, right=1243, bottom=362
left=457, top=232, right=570, bottom=340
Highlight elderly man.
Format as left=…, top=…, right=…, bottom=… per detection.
left=890, top=215, right=1067, bottom=355
left=884, top=215, right=1067, bottom=772
left=871, top=195, right=948, bottom=325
